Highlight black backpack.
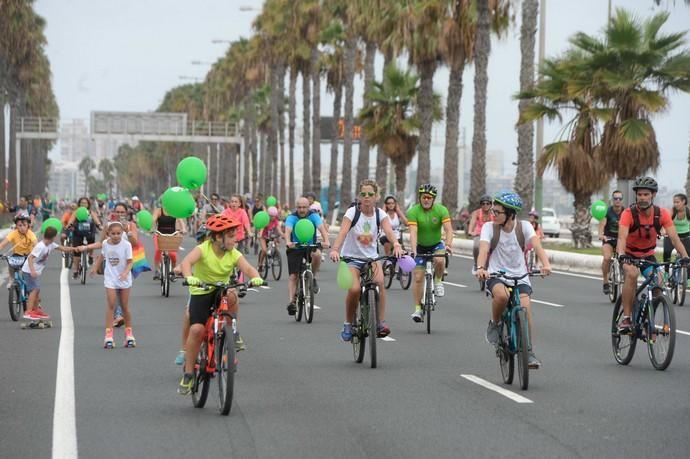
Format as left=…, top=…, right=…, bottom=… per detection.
left=629, top=204, right=662, bottom=240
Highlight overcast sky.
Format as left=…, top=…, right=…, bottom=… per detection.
left=35, top=0, right=690, bottom=192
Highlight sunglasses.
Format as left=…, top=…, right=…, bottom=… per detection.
left=359, top=191, right=375, bottom=198
left=612, top=197, right=623, bottom=201
left=420, top=195, right=434, bottom=200
left=481, top=201, right=491, bottom=205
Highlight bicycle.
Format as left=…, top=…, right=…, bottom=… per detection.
left=488, top=270, right=538, bottom=390
left=604, top=237, right=623, bottom=303
left=230, top=267, right=248, bottom=299
left=62, top=229, right=74, bottom=269
left=258, top=236, right=282, bottom=281
left=156, top=231, right=184, bottom=298
left=2, top=255, right=28, bottom=321
left=383, top=231, right=411, bottom=290
left=341, top=254, right=394, bottom=368
left=665, top=252, right=687, bottom=306
left=77, top=235, right=89, bottom=285
left=415, top=252, right=447, bottom=334
left=612, top=258, right=679, bottom=371
left=291, top=243, right=320, bottom=324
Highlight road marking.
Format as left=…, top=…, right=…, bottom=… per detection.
left=551, top=270, right=601, bottom=280
left=460, top=374, right=533, bottom=404
left=314, top=305, right=321, bottom=310
left=445, top=281, right=468, bottom=288
left=53, top=268, right=78, bottom=459
left=677, top=329, right=690, bottom=336
left=380, top=336, right=396, bottom=342
left=531, top=299, right=565, bottom=308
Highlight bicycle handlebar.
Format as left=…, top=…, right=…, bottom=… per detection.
left=182, top=280, right=268, bottom=290
left=488, top=270, right=542, bottom=281
left=340, top=254, right=397, bottom=264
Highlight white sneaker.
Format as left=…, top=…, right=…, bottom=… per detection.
left=411, top=308, right=424, bottom=323
left=471, top=267, right=477, bottom=276
left=434, top=282, right=445, bottom=297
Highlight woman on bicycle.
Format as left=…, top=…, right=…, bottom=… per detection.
left=662, top=193, right=690, bottom=276
left=221, top=194, right=252, bottom=253
left=329, top=179, right=403, bottom=341
left=468, top=195, right=494, bottom=274
left=178, top=214, right=263, bottom=395
left=152, top=205, right=187, bottom=280
left=257, top=206, right=282, bottom=269
left=380, top=195, right=407, bottom=257
left=67, top=197, right=102, bottom=279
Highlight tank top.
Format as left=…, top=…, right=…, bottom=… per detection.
left=157, top=214, right=176, bottom=234
left=473, top=209, right=493, bottom=235
left=387, top=212, right=401, bottom=239
left=604, top=206, right=623, bottom=237
left=673, top=208, right=690, bottom=236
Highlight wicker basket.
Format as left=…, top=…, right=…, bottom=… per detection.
left=156, top=232, right=184, bottom=251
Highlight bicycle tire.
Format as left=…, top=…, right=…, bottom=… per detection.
left=608, top=260, right=618, bottom=303
left=515, top=309, right=529, bottom=390
left=528, top=250, right=536, bottom=273
left=80, top=251, right=87, bottom=285
left=425, top=274, right=433, bottom=334
left=368, top=287, right=378, bottom=369
left=499, top=321, right=514, bottom=384
left=611, top=296, right=636, bottom=365
left=676, top=266, right=686, bottom=306
left=63, top=241, right=71, bottom=268
left=271, top=251, right=282, bottom=281
left=353, top=295, right=366, bottom=363
left=295, top=275, right=304, bottom=322
left=163, top=257, right=171, bottom=298
left=384, top=262, right=394, bottom=289
left=217, top=323, right=236, bottom=415
left=647, top=296, right=675, bottom=371
left=304, top=270, right=315, bottom=323
left=258, top=253, right=269, bottom=280
left=192, top=340, right=211, bottom=408
left=8, top=284, right=21, bottom=322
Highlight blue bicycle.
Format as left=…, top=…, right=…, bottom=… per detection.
left=2, top=255, right=28, bottom=321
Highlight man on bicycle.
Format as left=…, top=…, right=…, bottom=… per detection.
left=178, top=214, right=263, bottom=395
left=476, top=190, right=551, bottom=369
left=407, top=184, right=454, bottom=322
left=598, top=190, right=625, bottom=295
left=616, top=176, right=689, bottom=331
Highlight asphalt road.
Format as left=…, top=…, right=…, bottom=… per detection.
left=2, top=233, right=690, bottom=459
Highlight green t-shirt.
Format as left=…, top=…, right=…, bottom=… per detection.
left=407, top=203, right=451, bottom=247
left=189, top=240, right=242, bottom=296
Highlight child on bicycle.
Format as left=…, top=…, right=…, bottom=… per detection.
left=0, top=214, right=37, bottom=285
left=178, top=214, right=263, bottom=395
left=257, top=206, right=282, bottom=269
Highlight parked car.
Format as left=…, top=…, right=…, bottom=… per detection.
left=540, top=207, right=560, bottom=238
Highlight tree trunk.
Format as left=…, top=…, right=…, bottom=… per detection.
left=470, top=0, right=491, bottom=212
left=341, top=35, right=357, bottom=212
left=328, top=85, right=342, bottom=220
left=243, top=100, right=254, bottom=195
left=289, top=67, right=297, bottom=205
left=514, top=0, right=538, bottom=214
left=686, top=136, right=690, bottom=198
left=279, top=66, right=287, bottom=204
left=302, top=70, right=312, bottom=196
left=442, top=62, right=465, bottom=214
left=228, top=143, right=237, bottom=194
left=394, top=159, right=407, bottom=206
left=356, top=41, right=376, bottom=187
left=269, top=63, right=281, bottom=197
left=416, top=61, right=436, bottom=188
left=9, top=104, right=17, bottom=203
left=311, top=48, right=322, bottom=196
left=259, top=132, right=267, bottom=194
left=375, top=54, right=394, bottom=193
left=0, top=107, right=5, bottom=202
left=570, top=191, right=593, bottom=249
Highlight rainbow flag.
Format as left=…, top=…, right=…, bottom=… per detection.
left=131, top=240, right=152, bottom=279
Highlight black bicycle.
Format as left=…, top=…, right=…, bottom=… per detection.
left=292, top=243, right=320, bottom=323
left=665, top=252, right=687, bottom=306
left=604, top=237, right=623, bottom=303
left=416, top=252, right=447, bottom=334
left=258, top=236, right=282, bottom=281
left=383, top=230, right=411, bottom=290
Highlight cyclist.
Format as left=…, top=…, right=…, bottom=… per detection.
left=527, top=210, right=544, bottom=240
left=468, top=195, right=494, bottom=274
left=407, top=184, right=454, bottom=322
left=200, top=193, right=223, bottom=222
left=152, top=205, right=187, bottom=280
left=476, top=190, right=552, bottom=369
left=380, top=195, right=407, bottom=257
left=329, top=179, right=403, bottom=339
left=221, top=194, right=252, bottom=253
left=616, top=177, right=690, bottom=331
left=0, top=214, right=37, bottom=286
left=177, top=214, right=263, bottom=395
left=67, top=197, right=102, bottom=279
left=597, top=190, right=625, bottom=294
left=9, top=196, right=36, bottom=228
left=662, top=193, right=690, bottom=278
left=257, top=206, right=282, bottom=269
left=284, top=196, right=331, bottom=315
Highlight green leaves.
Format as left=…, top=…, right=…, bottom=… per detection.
left=618, top=119, right=653, bottom=145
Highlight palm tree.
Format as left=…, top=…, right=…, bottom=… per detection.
left=98, top=158, right=115, bottom=196
left=79, top=157, right=96, bottom=196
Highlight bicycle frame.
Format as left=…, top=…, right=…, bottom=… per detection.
left=629, top=262, right=668, bottom=337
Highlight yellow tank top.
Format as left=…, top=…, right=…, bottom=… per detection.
left=189, top=240, right=242, bottom=296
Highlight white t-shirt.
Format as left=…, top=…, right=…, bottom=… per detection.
left=480, top=220, right=536, bottom=286
left=341, top=207, right=388, bottom=259
left=102, top=238, right=133, bottom=289
left=387, top=212, right=401, bottom=240
left=22, top=241, right=59, bottom=276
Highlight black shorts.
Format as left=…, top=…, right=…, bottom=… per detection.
left=287, top=247, right=311, bottom=275
left=72, top=233, right=95, bottom=246
left=188, top=291, right=220, bottom=326
left=486, top=279, right=533, bottom=297
left=603, top=237, right=617, bottom=249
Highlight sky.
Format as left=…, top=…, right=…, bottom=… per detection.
left=34, top=0, right=690, bottom=193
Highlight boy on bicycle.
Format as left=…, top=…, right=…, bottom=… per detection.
left=476, top=191, right=551, bottom=369
left=178, top=215, right=263, bottom=395
left=0, top=214, right=37, bottom=286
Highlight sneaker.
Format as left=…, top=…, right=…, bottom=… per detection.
left=618, top=316, right=633, bottom=332
left=286, top=303, right=296, bottom=316
left=528, top=352, right=542, bottom=369
left=471, top=267, right=477, bottom=276
left=411, top=306, right=424, bottom=323
left=377, top=321, right=390, bottom=338
left=312, top=278, right=319, bottom=294
left=104, top=328, right=114, bottom=348
left=153, top=271, right=161, bottom=280
left=174, top=350, right=185, bottom=366
left=434, top=282, right=445, bottom=297
left=88, top=255, right=94, bottom=266
left=124, top=327, right=136, bottom=347
left=485, top=320, right=501, bottom=346
left=340, top=323, right=353, bottom=342
left=23, top=309, right=39, bottom=320
left=72, top=271, right=79, bottom=279
left=603, top=283, right=610, bottom=295
left=34, top=307, right=50, bottom=319
left=113, top=316, right=125, bottom=328
left=178, top=373, right=194, bottom=395
left=234, top=334, right=246, bottom=352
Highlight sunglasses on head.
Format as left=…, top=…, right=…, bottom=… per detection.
left=359, top=191, right=375, bottom=198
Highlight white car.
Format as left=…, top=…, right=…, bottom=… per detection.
left=540, top=207, right=560, bottom=238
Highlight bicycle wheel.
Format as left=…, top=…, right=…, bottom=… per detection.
left=367, top=288, right=378, bottom=369
left=295, top=277, right=304, bottom=322
left=515, top=309, right=530, bottom=390
left=608, top=260, right=619, bottom=303
left=384, top=262, right=394, bottom=289
left=425, top=274, right=433, bottom=334
left=63, top=241, right=71, bottom=268
left=498, top=321, right=514, bottom=384
left=217, top=322, right=236, bottom=415
left=192, top=340, right=211, bottom=408
left=676, top=266, right=686, bottom=306
left=80, top=252, right=87, bottom=284
left=647, top=296, right=676, bottom=371
left=398, top=266, right=412, bottom=290
left=258, top=254, right=269, bottom=280
left=271, top=251, right=282, bottom=281
left=527, top=250, right=536, bottom=272
left=303, top=270, right=315, bottom=323
left=611, top=296, right=636, bottom=365
left=8, top=284, right=21, bottom=322
left=163, top=257, right=171, bottom=298
left=353, top=298, right=366, bottom=363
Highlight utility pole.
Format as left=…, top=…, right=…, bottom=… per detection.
left=534, top=0, right=546, bottom=214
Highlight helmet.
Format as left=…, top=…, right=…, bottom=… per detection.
left=206, top=214, right=241, bottom=233
left=131, top=196, right=139, bottom=201
left=632, top=176, right=658, bottom=192
left=479, top=194, right=492, bottom=203
left=305, top=191, right=317, bottom=200
left=267, top=206, right=279, bottom=217
left=528, top=209, right=539, bottom=217
left=418, top=184, right=438, bottom=198
left=309, top=203, right=322, bottom=213
left=493, top=190, right=523, bottom=211
left=14, top=213, right=30, bottom=224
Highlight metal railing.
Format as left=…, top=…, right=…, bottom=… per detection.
left=17, top=117, right=59, bottom=134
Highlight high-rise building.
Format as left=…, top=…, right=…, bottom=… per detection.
left=60, top=120, right=91, bottom=162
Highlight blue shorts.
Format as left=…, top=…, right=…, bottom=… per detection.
left=22, top=272, right=40, bottom=292
left=346, top=260, right=370, bottom=271
left=415, top=242, right=446, bottom=267
left=486, top=278, right=533, bottom=297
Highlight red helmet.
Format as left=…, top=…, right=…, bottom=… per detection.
left=206, top=214, right=241, bottom=233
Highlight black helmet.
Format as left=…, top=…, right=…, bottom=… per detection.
left=418, top=184, right=438, bottom=198
left=632, top=176, right=658, bottom=192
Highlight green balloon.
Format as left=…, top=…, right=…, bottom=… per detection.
left=253, top=210, right=270, bottom=230
left=176, top=156, right=207, bottom=190
left=294, top=218, right=315, bottom=244
left=41, top=217, right=63, bottom=235
left=591, top=200, right=608, bottom=221
left=266, top=195, right=277, bottom=207
left=75, top=207, right=89, bottom=222
left=97, top=193, right=107, bottom=201
left=337, top=261, right=354, bottom=290
left=162, top=186, right=196, bottom=219
left=137, top=210, right=154, bottom=231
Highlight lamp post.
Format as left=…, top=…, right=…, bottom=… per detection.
left=534, top=0, right=546, bottom=216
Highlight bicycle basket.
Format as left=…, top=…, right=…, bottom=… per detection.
left=157, top=233, right=184, bottom=251
left=7, top=255, right=27, bottom=269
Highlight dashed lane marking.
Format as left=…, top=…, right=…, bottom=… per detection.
left=531, top=299, right=565, bottom=308
left=380, top=336, right=396, bottom=342
left=460, top=374, right=533, bottom=404
left=444, top=281, right=468, bottom=288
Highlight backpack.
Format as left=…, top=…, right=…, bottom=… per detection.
left=349, top=207, right=380, bottom=233
left=489, top=221, right=526, bottom=254
left=629, top=204, right=662, bottom=240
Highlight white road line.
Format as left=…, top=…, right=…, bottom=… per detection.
left=531, top=299, right=565, bottom=308
left=314, top=305, right=321, bottom=310
left=677, top=329, right=690, bottom=336
left=445, top=281, right=468, bottom=288
left=550, top=270, right=601, bottom=280
left=380, top=336, right=396, bottom=342
left=460, top=374, right=533, bottom=404
left=53, top=268, right=78, bottom=459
